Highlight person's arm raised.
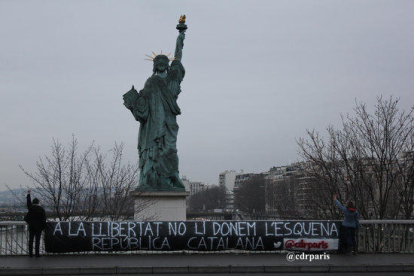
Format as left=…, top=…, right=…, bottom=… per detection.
left=26, top=190, right=33, bottom=210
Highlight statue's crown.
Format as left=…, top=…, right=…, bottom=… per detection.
left=145, top=51, right=176, bottom=62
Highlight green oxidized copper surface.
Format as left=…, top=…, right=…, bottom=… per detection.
left=123, top=16, right=187, bottom=192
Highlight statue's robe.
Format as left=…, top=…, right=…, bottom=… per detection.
left=123, top=60, right=185, bottom=190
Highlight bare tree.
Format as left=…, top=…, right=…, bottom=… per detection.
left=298, top=96, right=414, bottom=219
left=188, top=185, right=226, bottom=211
left=266, top=173, right=306, bottom=219
left=19, top=136, right=91, bottom=220
left=19, top=136, right=141, bottom=221
left=234, top=174, right=266, bottom=219
left=91, top=143, right=138, bottom=220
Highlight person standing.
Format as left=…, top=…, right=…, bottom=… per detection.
left=25, top=190, right=46, bottom=257
left=334, top=194, right=359, bottom=255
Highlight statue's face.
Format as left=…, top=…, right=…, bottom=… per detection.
left=154, top=55, right=170, bottom=74
left=156, top=62, right=168, bottom=73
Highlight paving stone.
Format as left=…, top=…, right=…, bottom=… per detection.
left=79, top=267, right=117, bottom=274
left=189, top=266, right=230, bottom=273
left=0, top=268, right=42, bottom=275
left=42, top=267, right=81, bottom=275
left=264, top=266, right=300, bottom=273
left=402, top=265, right=414, bottom=272
left=366, top=265, right=404, bottom=272
left=230, top=266, right=264, bottom=273
left=117, top=266, right=153, bottom=274
left=152, top=267, right=188, bottom=274
left=299, top=265, right=330, bottom=272
left=329, top=265, right=367, bottom=272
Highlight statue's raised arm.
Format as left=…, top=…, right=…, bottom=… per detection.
left=175, top=15, right=187, bottom=61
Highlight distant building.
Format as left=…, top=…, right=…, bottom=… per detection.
left=264, top=162, right=319, bottom=219
left=219, top=170, right=235, bottom=211
left=234, top=172, right=256, bottom=191
left=265, top=165, right=294, bottom=217
left=219, top=170, right=237, bottom=192
left=181, top=176, right=191, bottom=193
left=189, top=181, right=206, bottom=197
left=181, top=176, right=207, bottom=197
left=220, top=170, right=265, bottom=211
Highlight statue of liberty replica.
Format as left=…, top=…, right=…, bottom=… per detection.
left=123, top=16, right=189, bottom=220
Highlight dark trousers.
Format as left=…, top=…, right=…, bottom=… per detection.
left=343, top=226, right=357, bottom=250
left=339, top=225, right=357, bottom=253
left=29, top=229, right=42, bottom=256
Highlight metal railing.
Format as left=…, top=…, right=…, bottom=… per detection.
left=358, top=220, right=414, bottom=253
left=0, top=221, right=40, bottom=255
left=0, top=220, right=413, bottom=256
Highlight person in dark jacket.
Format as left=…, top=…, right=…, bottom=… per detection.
left=334, top=194, right=359, bottom=255
left=25, top=190, right=46, bottom=257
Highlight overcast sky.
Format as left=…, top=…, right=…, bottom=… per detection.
left=1, top=0, right=413, bottom=190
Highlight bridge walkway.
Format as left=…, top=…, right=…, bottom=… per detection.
left=1, top=253, right=414, bottom=275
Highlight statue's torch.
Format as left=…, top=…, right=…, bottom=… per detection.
left=176, top=15, right=187, bottom=33
left=174, top=15, right=187, bottom=60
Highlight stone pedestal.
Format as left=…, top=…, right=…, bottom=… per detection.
left=133, top=190, right=189, bottom=221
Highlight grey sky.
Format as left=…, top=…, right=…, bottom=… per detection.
left=1, top=0, right=413, bottom=190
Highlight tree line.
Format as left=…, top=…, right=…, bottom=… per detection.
left=298, top=96, right=414, bottom=220
left=15, top=136, right=147, bottom=221
left=13, top=96, right=414, bottom=221
left=201, top=97, right=414, bottom=220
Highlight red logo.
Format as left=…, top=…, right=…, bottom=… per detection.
left=285, top=239, right=329, bottom=251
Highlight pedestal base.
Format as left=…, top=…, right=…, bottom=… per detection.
left=133, top=191, right=189, bottom=221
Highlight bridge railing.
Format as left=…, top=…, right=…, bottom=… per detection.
left=358, top=220, right=414, bottom=253
left=1, top=220, right=413, bottom=256
left=0, top=221, right=30, bottom=256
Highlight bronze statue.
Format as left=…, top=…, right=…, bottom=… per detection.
left=123, top=16, right=187, bottom=191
